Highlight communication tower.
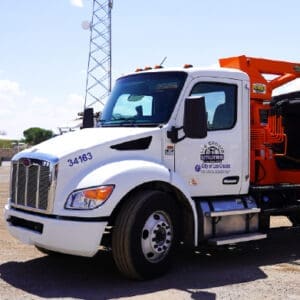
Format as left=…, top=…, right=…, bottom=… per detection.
left=83, top=0, right=113, bottom=113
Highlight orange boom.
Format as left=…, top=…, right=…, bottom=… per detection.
left=220, top=55, right=300, bottom=185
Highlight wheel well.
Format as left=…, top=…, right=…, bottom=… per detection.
left=101, top=181, right=195, bottom=248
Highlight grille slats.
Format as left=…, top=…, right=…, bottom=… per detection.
left=17, top=165, right=26, bottom=206
left=11, top=163, right=17, bottom=204
left=11, top=159, right=52, bottom=212
left=38, top=166, right=50, bottom=210
left=27, top=165, right=39, bottom=208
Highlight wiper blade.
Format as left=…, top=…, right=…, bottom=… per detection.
left=108, top=116, right=139, bottom=126
left=100, top=119, right=137, bottom=127
left=101, top=120, right=162, bottom=127
left=100, top=115, right=163, bottom=127
left=118, top=119, right=139, bottom=127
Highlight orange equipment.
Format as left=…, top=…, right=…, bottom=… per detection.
left=219, top=55, right=300, bottom=185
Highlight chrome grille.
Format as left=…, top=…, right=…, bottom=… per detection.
left=10, top=158, right=54, bottom=212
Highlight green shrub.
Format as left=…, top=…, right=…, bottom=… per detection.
left=0, top=139, right=15, bottom=148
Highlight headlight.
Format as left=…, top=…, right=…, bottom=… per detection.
left=65, top=185, right=114, bottom=210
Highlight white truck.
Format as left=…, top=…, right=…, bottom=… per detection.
left=4, top=55, right=300, bottom=279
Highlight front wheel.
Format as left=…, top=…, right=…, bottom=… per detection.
left=112, top=190, right=179, bottom=280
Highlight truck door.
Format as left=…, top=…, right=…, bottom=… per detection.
left=174, top=77, right=246, bottom=197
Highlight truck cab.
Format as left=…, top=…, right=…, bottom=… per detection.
left=4, top=56, right=300, bottom=279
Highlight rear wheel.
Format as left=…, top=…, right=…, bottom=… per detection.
left=112, top=190, right=179, bottom=280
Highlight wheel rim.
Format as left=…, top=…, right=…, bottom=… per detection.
left=141, top=210, right=173, bottom=263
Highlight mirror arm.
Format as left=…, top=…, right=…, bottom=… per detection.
left=167, top=126, right=185, bottom=143
left=82, top=108, right=95, bottom=129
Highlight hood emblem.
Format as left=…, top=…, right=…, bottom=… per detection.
left=21, top=158, right=32, bottom=167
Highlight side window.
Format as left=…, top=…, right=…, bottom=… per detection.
left=190, top=82, right=237, bottom=130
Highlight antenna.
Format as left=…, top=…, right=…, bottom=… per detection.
left=160, top=56, right=167, bottom=66
left=83, top=0, right=113, bottom=113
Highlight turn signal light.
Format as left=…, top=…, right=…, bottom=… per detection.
left=83, top=185, right=114, bottom=201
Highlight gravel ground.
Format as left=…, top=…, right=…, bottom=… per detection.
left=1, top=161, right=300, bottom=300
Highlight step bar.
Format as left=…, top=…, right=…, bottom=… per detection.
left=208, top=232, right=267, bottom=246
left=205, top=208, right=261, bottom=217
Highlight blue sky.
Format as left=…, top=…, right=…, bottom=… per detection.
left=1, top=0, right=300, bottom=138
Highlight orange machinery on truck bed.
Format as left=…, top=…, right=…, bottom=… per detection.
left=220, top=55, right=300, bottom=185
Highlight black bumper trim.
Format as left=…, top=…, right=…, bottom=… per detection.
left=7, top=216, right=43, bottom=234
left=10, top=207, right=110, bottom=223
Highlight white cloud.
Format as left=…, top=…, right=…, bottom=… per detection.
left=25, top=93, right=84, bottom=135
left=0, top=79, right=26, bottom=119
left=70, top=0, right=84, bottom=8
left=31, top=96, right=49, bottom=105
left=66, top=93, right=84, bottom=107
left=0, top=79, right=85, bottom=139
left=273, top=78, right=300, bottom=96
left=0, top=80, right=25, bottom=97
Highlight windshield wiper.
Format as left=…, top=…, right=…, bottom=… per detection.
left=100, top=117, right=138, bottom=127
left=100, top=118, right=161, bottom=127
left=117, top=118, right=140, bottom=127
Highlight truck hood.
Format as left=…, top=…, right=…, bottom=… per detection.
left=19, top=127, right=161, bottom=160
left=11, top=126, right=166, bottom=217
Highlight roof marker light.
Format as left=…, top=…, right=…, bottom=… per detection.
left=184, top=64, right=193, bottom=68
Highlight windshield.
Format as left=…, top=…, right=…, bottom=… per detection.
left=100, top=71, right=187, bottom=127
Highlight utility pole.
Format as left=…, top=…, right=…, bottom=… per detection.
left=83, top=0, right=113, bottom=113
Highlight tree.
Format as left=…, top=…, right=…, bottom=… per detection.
left=23, top=127, right=54, bottom=145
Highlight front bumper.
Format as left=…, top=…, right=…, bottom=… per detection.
left=4, top=204, right=108, bottom=257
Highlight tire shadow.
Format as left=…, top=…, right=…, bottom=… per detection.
left=0, top=227, right=299, bottom=300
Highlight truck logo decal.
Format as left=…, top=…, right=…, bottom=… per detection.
left=252, top=83, right=266, bottom=94
left=165, top=144, right=175, bottom=156
left=200, top=142, right=224, bottom=163
left=200, top=143, right=224, bottom=163
left=21, top=158, right=32, bottom=167
left=195, top=141, right=230, bottom=174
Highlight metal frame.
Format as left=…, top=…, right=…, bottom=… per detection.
left=84, top=0, right=113, bottom=113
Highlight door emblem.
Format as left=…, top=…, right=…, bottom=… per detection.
left=196, top=141, right=231, bottom=174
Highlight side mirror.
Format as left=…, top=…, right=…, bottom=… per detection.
left=184, top=96, right=207, bottom=139
left=82, top=108, right=94, bottom=128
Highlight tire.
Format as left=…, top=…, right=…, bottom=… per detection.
left=112, top=190, right=179, bottom=280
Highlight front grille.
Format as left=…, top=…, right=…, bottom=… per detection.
left=10, top=158, right=53, bottom=212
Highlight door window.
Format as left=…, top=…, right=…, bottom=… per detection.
left=190, top=82, right=237, bottom=130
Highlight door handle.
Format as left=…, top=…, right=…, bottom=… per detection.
left=222, top=176, right=239, bottom=185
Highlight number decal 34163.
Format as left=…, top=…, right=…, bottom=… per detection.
left=67, top=152, right=93, bottom=167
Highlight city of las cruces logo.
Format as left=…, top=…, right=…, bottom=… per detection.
left=200, top=143, right=224, bottom=163
left=195, top=141, right=231, bottom=174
